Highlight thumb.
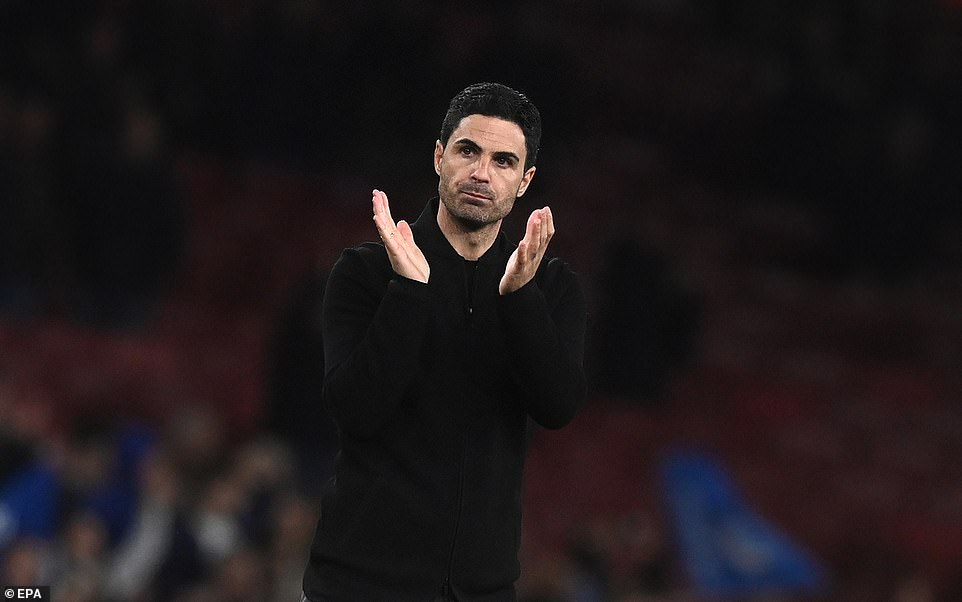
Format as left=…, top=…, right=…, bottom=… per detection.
left=397, top=220, right=415, bottom=243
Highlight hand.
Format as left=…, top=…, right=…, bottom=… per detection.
left=499, top=206, right=554, bottom=295
left=372, top=189, right=430, bottom=283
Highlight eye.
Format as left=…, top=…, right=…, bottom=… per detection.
left=460, top=146, right=474, bottom=157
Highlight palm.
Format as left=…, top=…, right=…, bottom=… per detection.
left=372, top=189, right=430, bottom=283
left=499, top=206, right=554, bottom=295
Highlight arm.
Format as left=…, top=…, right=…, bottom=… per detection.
left=498, top=263, right=587, bottom=429
left=498, top=207, right=587, bottom=428
left=321, top=191, right=432, bottom=439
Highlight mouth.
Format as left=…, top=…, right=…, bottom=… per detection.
left=459, top=190, right=493, bottom=202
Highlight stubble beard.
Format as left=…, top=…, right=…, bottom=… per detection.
left=439, top=175, right=516, bottom=232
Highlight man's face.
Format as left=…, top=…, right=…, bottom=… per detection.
left=435, top=114, right=536, bottom=229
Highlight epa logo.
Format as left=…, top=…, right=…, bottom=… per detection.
left=3, top=589, right=46, bottom=599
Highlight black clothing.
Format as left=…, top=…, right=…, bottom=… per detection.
left=303, top=198, right=587, bottom=601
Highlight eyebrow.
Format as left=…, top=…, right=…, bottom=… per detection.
left=453, top=138, right=521, bottom=165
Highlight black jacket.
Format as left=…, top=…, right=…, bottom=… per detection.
left=303, top=198, right=587, bottom=601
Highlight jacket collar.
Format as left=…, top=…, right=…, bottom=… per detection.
left=411, top=197, right=513, bottom=264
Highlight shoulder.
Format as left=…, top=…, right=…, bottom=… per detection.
left=335, top=242, right=388, bottom=268
left=330, top=242, right=393, bottom=286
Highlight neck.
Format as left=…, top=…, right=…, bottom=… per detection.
left=437, top=206, right=501, bottom=261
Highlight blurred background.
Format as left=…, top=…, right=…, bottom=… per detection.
left=1, top=1, right=961, bottom=600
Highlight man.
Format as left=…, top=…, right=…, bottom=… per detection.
left=302, top=82, right=587, bottom=601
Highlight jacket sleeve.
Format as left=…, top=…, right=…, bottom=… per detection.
left=497, top=258, right=587, bottom=429
left=321, top=248, right=432, bottom=439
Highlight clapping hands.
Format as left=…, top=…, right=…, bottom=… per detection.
left=372, top=189, right=430, bottom=284
left=499, top=206, right=554, bottom=295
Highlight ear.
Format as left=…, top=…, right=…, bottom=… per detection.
left=516, top=166, right=536, bottom=198
left=434, top=140, right=444, bottom=175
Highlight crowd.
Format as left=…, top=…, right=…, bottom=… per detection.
left=0, top=400, right=314, bottom=601
left=0, top=395, right=681, bottom=601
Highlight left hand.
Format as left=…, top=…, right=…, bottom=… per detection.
left=499, top=206, right=554, bottom=295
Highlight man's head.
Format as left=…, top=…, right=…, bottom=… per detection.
left=439, top=83, right=541, bottom=172
left=435, top=83, right=541, bottom=230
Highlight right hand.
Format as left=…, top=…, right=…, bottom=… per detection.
left=372, top=189, right=430, bottom=283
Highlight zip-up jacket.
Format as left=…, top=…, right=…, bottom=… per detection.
left=303, top=198, right=587, bottom=601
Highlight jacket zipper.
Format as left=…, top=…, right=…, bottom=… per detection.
left=442, top=260, right=479, bottom=597
left=464, top=261, right=479, bottom=318
left=442, top=438, right=468, bottom=598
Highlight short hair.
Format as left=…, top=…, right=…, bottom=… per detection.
left=439, top=82, right=542, bottom=171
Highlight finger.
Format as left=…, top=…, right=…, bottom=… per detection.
left=375, top=191, right=390, bottom=223
left=383, top=207, right=418, bottom=271
left=380, top=223, right=403, bottom=254
left=395, top=219, right=430, bottom=281
left=397, top=219, right=414, bottom=244
left=376, top=190, right=394, bottom=228
left=373, top=189, right=389, bottom=215
left=537, top=208, right=549, bottom=250
left=373, top=194, right=388, bottom=238
left=543, top=206, right=555, bottom=240
left=373, top=190, right=401, bottom=244
left=523, top=209, right=540, bottom=245
left=397, top=221, right=428, bottom=280
left=527, top=213, right=543, bottom=260
left=515, top=240, right=529, bottom=270
left=381, top=193, right=409, bottom=249
left=372, top=190, right=389, bottom=232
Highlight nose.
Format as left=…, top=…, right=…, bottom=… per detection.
left=470, top=156, right=491, bottom=182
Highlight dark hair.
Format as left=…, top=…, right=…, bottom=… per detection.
left=439, top=82, right=542, bottom=171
